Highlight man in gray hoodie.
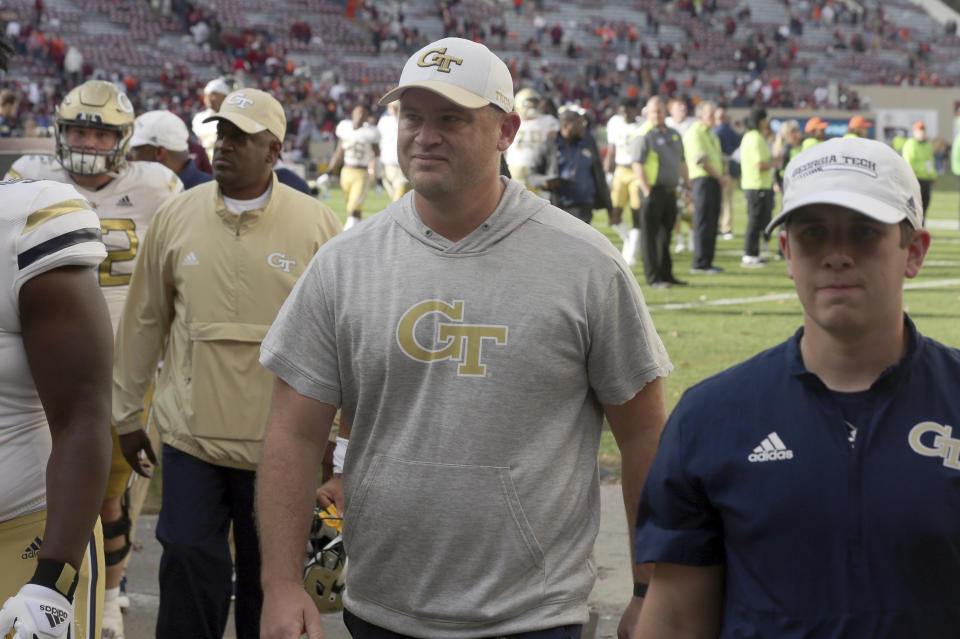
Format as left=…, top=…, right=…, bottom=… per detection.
left=256, top=37, right=672, bottom=639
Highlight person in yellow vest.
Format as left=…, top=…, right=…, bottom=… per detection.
left=801, top=116, right=827, bottom=150
left=901, top=121, right=936, bottom=221
left=739, top=107, right=774, bottom=267
left=891, top=133, right=906, bottom=153
left=683, top=100, right=727, bottom=273
left=845, top=114, right=872, bottom=138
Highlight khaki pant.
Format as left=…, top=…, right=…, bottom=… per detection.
left=341, top=166, right=371, bottom=214
left=381, top=163, right=411, bottom=202
left=719, top=176, right=737, bottom=234
left=1, top=511, right=104, bottom=639
left=610, top=165, right=641, bottom=211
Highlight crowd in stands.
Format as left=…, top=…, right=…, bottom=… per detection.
left=1, top=0, right=959, bottom=164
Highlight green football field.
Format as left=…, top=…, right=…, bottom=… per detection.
left=323, top=179, right=960, bottom=475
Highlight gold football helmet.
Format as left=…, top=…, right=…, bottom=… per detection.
left=54, top=80, right=135, bottom=175
left=303, top=504, right=345, bottom=614
left=514, top=88, right=541, bottom=118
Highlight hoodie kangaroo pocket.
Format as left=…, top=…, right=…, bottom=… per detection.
left=345, top=454, right=546, bottom=622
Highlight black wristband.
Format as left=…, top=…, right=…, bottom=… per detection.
left=633, top=582, right=649, bottom=598
left=30, top=559, right=78, bottom=602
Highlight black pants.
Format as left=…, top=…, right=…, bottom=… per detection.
left=639, top=185, right=679, bottom=284
left=155, top=445, right=262, bottom=639
left=919, top=179, right=932, bottom=223
left=343, top=609, right=583, bottom=639
left=691, top=176, right=721, bottom=269
left=743, top=188, right=774, bottom=257
left=562, top=202, right=593, bottom=225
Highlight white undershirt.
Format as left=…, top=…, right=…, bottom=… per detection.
left=223, top=182, right=272, bottom=215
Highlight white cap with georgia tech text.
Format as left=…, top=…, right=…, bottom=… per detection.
left=378, top=37, right=514, bottom=112
left=767, top=137, right=924, bottom=234
left=129, top=110, right=190, bottom=152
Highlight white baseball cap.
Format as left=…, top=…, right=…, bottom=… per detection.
left=129, top=110, right=189, bottom=152
left=767, top=137, right=924, bottom=233
left=379, top=37, right=514, bottom=112
left=204, top=77, right=233, bottom=96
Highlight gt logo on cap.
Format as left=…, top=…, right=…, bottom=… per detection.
left=417, top=48, right=463, bottom=73
left=225, top=94, right=255, bottom=109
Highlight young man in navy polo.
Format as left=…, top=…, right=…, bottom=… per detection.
left=634, top=137, right=960, bottom=638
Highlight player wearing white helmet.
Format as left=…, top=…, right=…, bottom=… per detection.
left=7, top=79, right=183, bottom=639
left=506, top=88, right=559, bottom=189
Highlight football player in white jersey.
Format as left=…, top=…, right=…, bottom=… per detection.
left=505, top=88, right=560, bottom=189
left=6, top=79, right=183, bottom=639
left=0, top=178, right=113, bottom=639
left=327, top=104, right=380, bottom=229
left=604, top=98, right=643, bottom=242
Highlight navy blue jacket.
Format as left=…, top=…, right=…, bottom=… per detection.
left=637, top=316, right=960, bottom=637
left=177, top=158, right=214, bottom=190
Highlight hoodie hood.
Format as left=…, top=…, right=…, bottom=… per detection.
left=388, top=177, right=552, bottom=254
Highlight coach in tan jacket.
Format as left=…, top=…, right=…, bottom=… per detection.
left=112, top=89, right=341, bottom=639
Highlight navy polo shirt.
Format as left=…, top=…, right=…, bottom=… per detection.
left=177, top=158, right=214, bottom=190
left=636, top=315, right=960, bottom=637
left=275, top=167, right=313, bottom=196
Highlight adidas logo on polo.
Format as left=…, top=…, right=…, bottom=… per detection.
left=748, top=432, right=794, bottom=462
left=21, top=536, right=42, bottom=559
left=181, top=251, right=199, bottom=266
left=116, top=195, right=133, bottom=207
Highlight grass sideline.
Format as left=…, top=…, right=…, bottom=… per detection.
left=144, top=179, right=960, bottom=510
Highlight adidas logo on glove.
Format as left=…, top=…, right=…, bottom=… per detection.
left=39, top=603, right=68, bottom=628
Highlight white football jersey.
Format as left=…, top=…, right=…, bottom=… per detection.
left=377, top=113, right=399, bottom=167
left=336, top=120, right=380, bottom=168
left=505, top=114, right=560, bottom=168
left=7, top=156, right=184, bottom=330
left=0, top=179, right=106, bottom=521
left=610, top=117, right=644, bottom=167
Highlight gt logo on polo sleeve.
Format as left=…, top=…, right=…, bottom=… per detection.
left=908, top=421, right=960, bottom=470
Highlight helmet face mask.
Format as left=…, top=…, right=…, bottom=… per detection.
left=304, top=504, right=345, bottom=613
left=55, top=81, right=135, bottom=176
left=514, top=88, right=541, bottom=119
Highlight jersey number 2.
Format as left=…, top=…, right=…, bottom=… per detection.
left=99, top=218, right=138, bottom=287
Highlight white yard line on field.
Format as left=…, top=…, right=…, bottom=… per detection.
left=648, top=279, right=960, bottom=312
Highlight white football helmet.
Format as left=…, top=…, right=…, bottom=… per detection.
left=303, top=504, right=345, bottom=613
left=54, top=80, right=135, bottom=175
